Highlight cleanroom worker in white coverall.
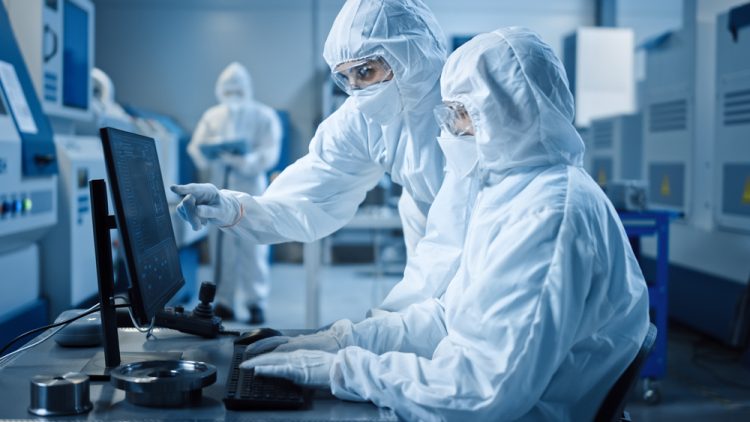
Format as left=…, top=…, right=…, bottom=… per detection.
left=172, top=0, right=449, bottom=316
left=241, top=28, right=651, bottom=421
left=187, top=62, right=282, bottom=324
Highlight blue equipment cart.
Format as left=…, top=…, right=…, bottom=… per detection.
left=619, top=210, right=679, bottom=404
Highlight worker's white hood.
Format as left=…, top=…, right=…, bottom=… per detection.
left=215, top=62, right=253, bottom=104
left=440, top=27, right=585, bottom=174
left=323, top=0, right=448, bottom=111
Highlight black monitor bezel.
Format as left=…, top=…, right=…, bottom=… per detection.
left=99, top=127, right=184, bottom=325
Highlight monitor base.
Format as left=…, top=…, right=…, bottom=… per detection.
left=82, top=351, right=182, bottom=381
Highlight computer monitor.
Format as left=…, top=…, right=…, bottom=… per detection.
left=83, top=127, right=184, bottom=377
left=100, top=127, right=184, bottom=325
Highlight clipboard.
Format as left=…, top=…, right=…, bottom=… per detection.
left=199, top=139, right=247, bottom=160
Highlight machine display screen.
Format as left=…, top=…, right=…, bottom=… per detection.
left=62, top=0, right=89, bottom=110
left=101, top=128, right=184, bottom=324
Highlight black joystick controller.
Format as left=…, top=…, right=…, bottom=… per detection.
left=193, top=282, right=217, bottom=319
left=155, top=282, right=223, bottom=338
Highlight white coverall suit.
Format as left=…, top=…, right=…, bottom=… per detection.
left=223, top=0, right=447, bottom=268
left=188, top=62, right=282, bottom=313
left=244, top=28, right=651, bottom=422
left=174, top=0, right=448, bottom=317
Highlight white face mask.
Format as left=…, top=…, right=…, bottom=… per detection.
left=436, top=133, right=478, bottom=177
left=351, top=80, right=402, bottom=125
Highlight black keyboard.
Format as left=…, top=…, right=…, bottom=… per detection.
left=223, top=337, right=310, bottom=410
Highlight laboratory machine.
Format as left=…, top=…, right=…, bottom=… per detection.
left=588, top=113, right=643, bottom=188
left=5, top=0, right=108, bottom=318
left=714, top=3, right=750, bottom=233
left=0, top=1, right=58, bottom=347
left=640, top=27, right=693, bottom=215
left=638, top=0, right=750, bottom=347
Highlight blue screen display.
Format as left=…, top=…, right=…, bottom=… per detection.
left=62, top=0, right=88, bottom=110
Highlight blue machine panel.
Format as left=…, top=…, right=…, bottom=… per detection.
left=0, top=4, right=57, bottom=177
left=62, top=0, right=90, bottom=111
left=592, top=157, right=613, bottom=187
left=722, top=163, right=750, bottom=217
left=648, top=163, right=685, bottom=208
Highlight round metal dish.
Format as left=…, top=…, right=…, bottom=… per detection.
left=110, top=360, right=216, bottom=407
left=28, top=372, right=93, bottom=416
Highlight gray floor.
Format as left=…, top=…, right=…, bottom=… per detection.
left=206, top=263, right=750, bottom=420
left=197, top=263, right=401, bottom=328
left=628, top=323, right=750, bottom=421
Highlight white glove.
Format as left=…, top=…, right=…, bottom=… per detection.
left=171, top=183, right=242, bottom=230
left=241, top=350, right=335, bottom=389
left=245, top=319, right=355, bottom=356
left=245, top=330, right=344, bottom=356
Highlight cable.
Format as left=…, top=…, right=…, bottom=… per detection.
left=0, top=304, right=100, bottom=357
left=0, top=302, right=129, bottom=363
left=0, top=324, right=68, bottom=365
left=115, top=295, right=155, bottom=334
left=0, top=303, right=132, bottom=359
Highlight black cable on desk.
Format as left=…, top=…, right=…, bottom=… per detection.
left=0, top=304, right=130, bottom=357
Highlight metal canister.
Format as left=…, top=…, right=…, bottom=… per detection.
left=28, top=372, right=93, bottom=416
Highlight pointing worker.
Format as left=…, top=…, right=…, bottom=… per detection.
left=172, top=0, right=451, bottom=316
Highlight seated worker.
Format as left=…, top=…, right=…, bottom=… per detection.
left=242, top=28, right=650, bottom=421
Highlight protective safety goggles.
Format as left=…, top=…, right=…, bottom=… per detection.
left=332, top=56, right=394, bottom=94
left=433, top=101, right=475, bottom=136
left=222, top=88, right=245, bottom=98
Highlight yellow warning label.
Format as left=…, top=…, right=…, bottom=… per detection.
left=743, top=177, right=750, bottom=204
left=661, top=175, right=671, bottom=197
left=597, top=168, right=607, bottom=187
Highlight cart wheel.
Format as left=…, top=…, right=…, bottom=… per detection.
left=642, top=378, right=661, bottom=404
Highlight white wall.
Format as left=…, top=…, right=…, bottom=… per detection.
left=95, top=0, right=339, bottom=159
left=427, top=0, right=595, bottom=57
left=613, top=0, right=683, bottom=81
left=94, top=0, right=595, bottom=161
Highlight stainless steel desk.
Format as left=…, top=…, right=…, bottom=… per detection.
left=303, top=207, right=403, bottom=328
left=0, top=328, right=397, bottom=421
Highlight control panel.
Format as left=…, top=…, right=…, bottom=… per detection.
left=0, top=90, right=56, bottom=251
left=3, top=0, right=94, bottom=123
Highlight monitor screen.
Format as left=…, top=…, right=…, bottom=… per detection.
left=62, top=0, right=89, bottom=110
left=100, top=128, right=184, bottom=325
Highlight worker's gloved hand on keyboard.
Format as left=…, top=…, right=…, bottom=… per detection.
left=171, top=183, right=242, bottom=230
left=244, top=319, right=356, bottom=356
left=241, top=350, right=335, bottom=389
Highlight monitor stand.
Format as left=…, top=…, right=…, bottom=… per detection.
left=85, top=179, right=180, bottom=381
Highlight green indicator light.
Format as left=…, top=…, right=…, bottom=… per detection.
left=23, top=198, right=32, bottom=212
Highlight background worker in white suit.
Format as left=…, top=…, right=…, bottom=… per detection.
left=187, top=62, right=282, bottom=324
